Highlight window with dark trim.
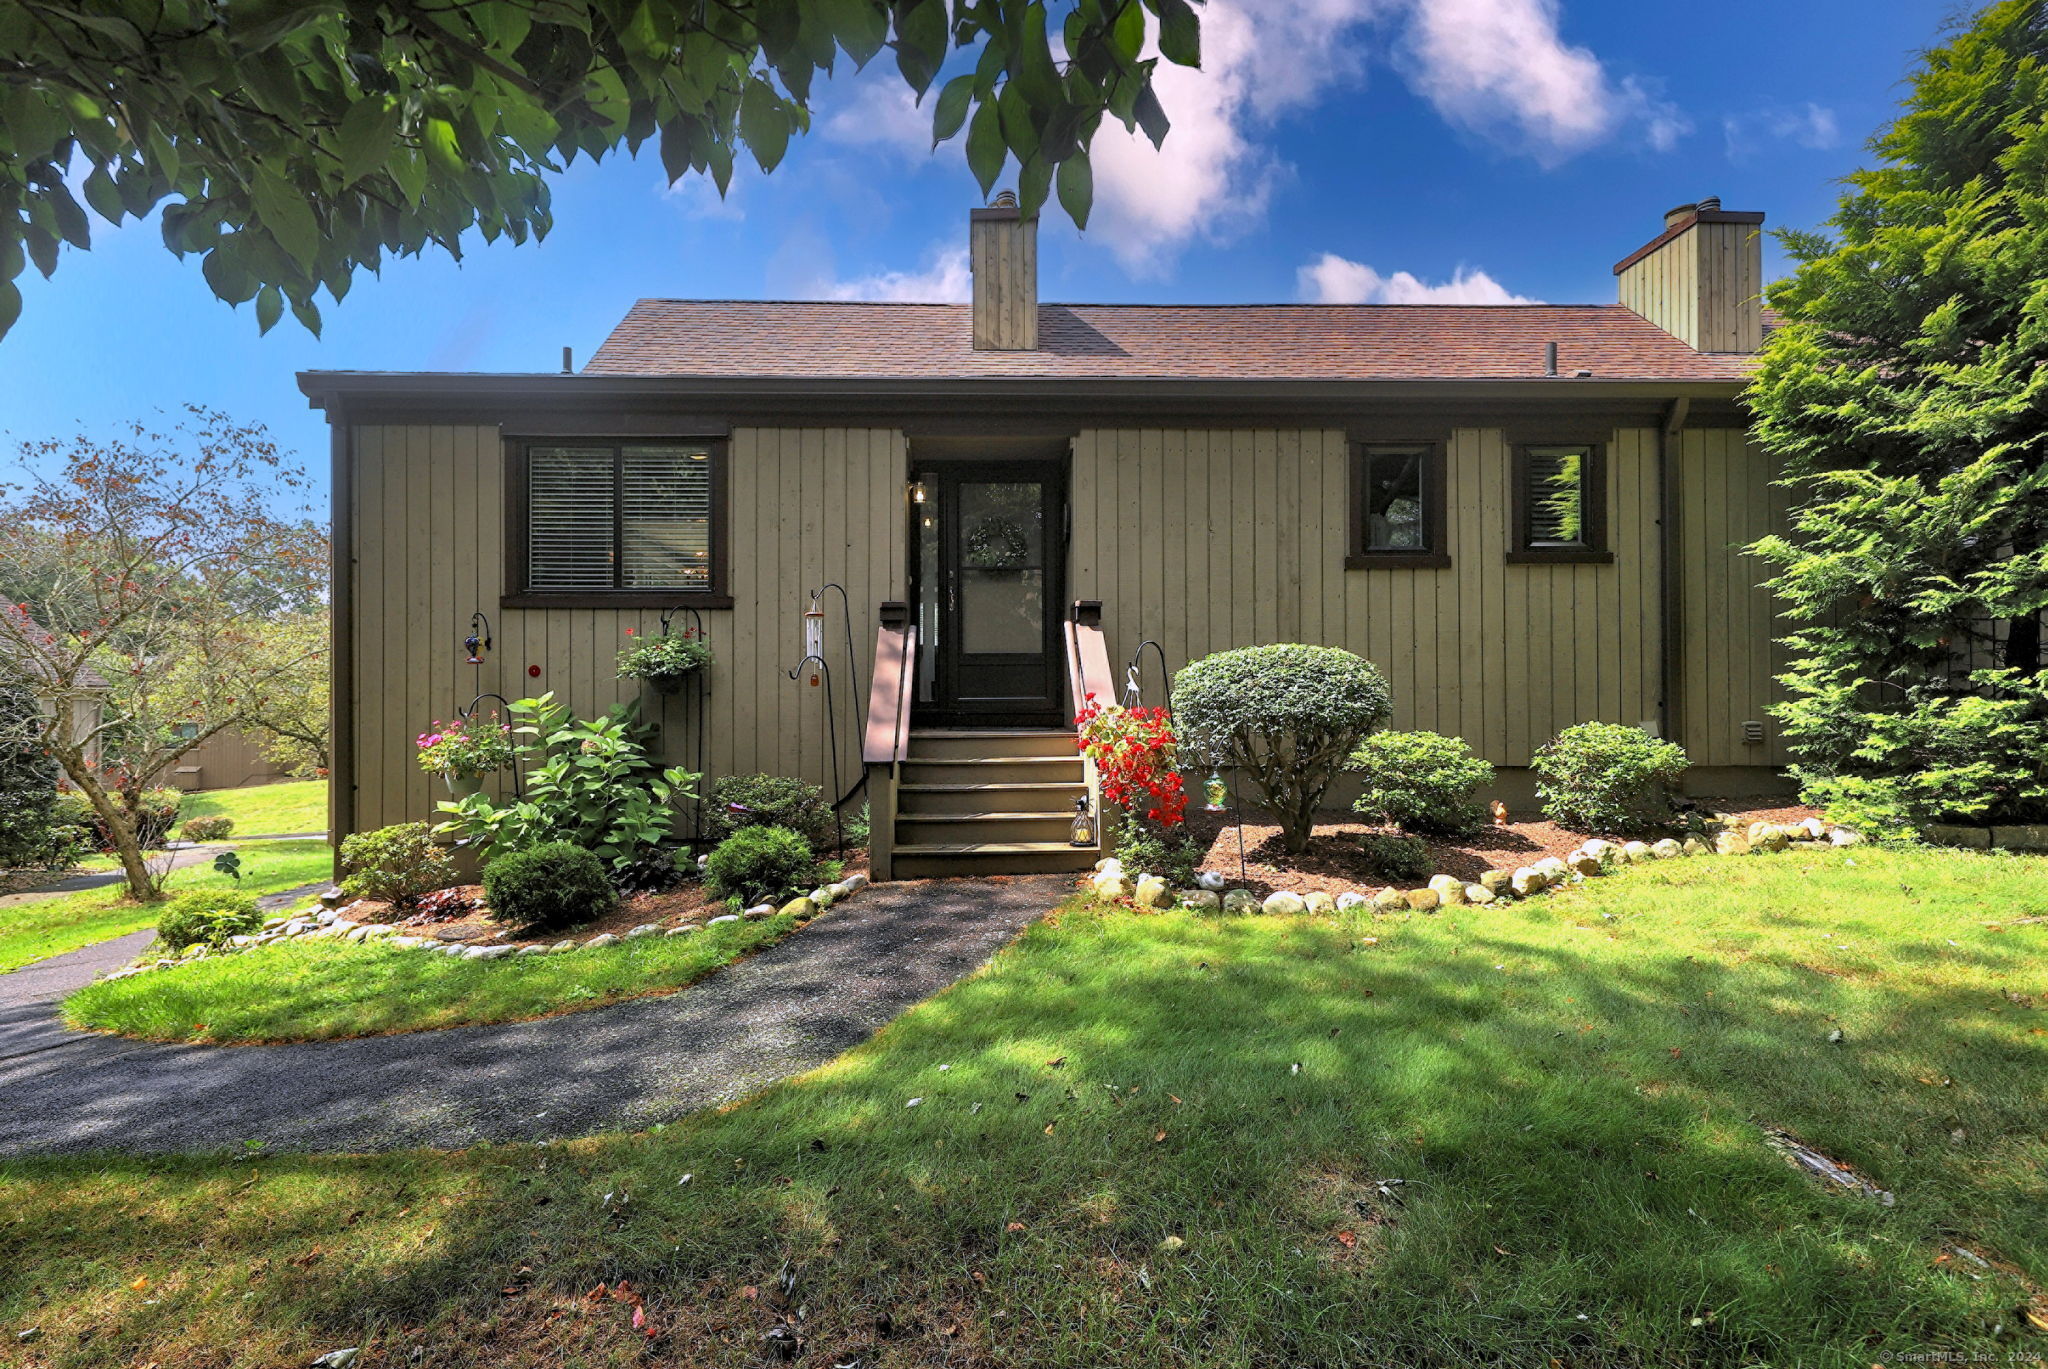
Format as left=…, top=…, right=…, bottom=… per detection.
left=504, top=440, right=732, bottom=608
left=1509, top=442, right=1611, bottom=564
left=1347, top=441, right=1449, bottom=569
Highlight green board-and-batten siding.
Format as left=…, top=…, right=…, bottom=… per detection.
left=340, top=419, right=1785, bottom=839
left=344, top=424, right=906, bottom=836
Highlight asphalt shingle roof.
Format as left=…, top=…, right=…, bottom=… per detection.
left=585, top=301, right=1760, bottom=383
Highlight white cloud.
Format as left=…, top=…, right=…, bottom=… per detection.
left=1722, top=102, right=1840, bottom=161
left=1399, top=0, right=1688, bottom=162
left=1090, top=0, right=1385, bottom=273
left=1086, top=0, right=1682, bottom=271
left=821, top=245, right=971, bottom=302
left=1297, top=253, right=1537, bottom=304
left=819, top=73, right=935, bottom=160
left=660, top=171, right=746, bottom=221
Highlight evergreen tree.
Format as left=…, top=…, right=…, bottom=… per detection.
left=1748, top=0, right=2048, bottom=833
left=0, top=677, right=68, bottom=871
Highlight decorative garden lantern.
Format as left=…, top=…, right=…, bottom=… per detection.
left=1203, top=770, right=1229, bottom=813
left=1069, top=795, right=1096, bottom=848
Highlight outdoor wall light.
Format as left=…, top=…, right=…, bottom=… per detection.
left=909, top=479, right=928, bottom=504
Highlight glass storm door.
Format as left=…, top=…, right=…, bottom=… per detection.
left=914, top=461, right=1066, bottom=724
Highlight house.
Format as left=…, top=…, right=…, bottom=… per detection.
left=162, top=725, right=295, bottom=792
left=300, top=196, right=1787, bottom=880
left=1, top=608, right=108, bottom=770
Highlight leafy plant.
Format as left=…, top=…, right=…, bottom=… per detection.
left=1173, top=645, right=1393, bottom=853
left=156, top=890, right=261, bottom=952
left=435, top=693, right=700, bottom=876
left=181, top=815, right=235, bottom=843
left=1115, top=822, right=1204, bottom=886
left=706, top=773, right=834, bottom=848
left=338, top=822, right=457, bottom=911
left=415, top=712, right=514, bottom=780
left=1349, top=730, right=1494, bottom=837
left=704, top=825, right=817, bottom=907
left=0, top=677, right=78, bottom=871
left=617, top=630, right=714, bottom=693
left=1357, top=833, right=1432, bottom=883
left=1744, top=2, right=2048, bottom=832
left=211, top=850, right=242, bottom=882
left=1532, top=723, right=1689, bottom=836
left=1076, top=699, right=1186, bottom=828
left=482, top=842, right=617, bottom=935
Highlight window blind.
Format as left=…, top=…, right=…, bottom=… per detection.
left=528, top=447, right=617, bottom=589
left=621, top=445, right=713, bottom=590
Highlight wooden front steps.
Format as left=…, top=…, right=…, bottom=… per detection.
left=887, top=729, right=1099, bottom=879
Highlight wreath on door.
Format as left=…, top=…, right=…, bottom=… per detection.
left=964, top=516, right=1031, bottom=572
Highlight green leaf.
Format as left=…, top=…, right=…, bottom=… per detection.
left=422, top=117, right=466, bottom=177
left=997, top=81, right=1040, bottom=163
left=81, top=164, right=124, bottom=225
left=1056, top=147, right=1092, bottom=229
left=1014, top=4, right=1062, bottom=108
left=335, top=98, right=403, bottom=188
left=1156, top=0, right=1200, bottom=67
left=827, top=0, right=890, bottom=65
left=893, top=0, right=947, bottom=92
left=255, top=283, right=283, bottom=335
left=0, top=278, right=19, bottom=339
left=739, top=79, right=791, bottom=172
left=44, top=184, right=90, bottom=251
left=1111, top=0, right=1145, bottom=63
left=1016, top=151, right=1052, bottom=219
left=252, top=170, right=320, bottom=270
left=965, top=97, right=1005, bottom=196
left=1134, top=81, right=1169, bottom=148
left=932, top=73, right=974, bottom=144
left=290, top=295, right=322, bottom=336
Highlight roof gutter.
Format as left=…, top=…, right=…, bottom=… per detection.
left=327, top=400, right=356, bottom=847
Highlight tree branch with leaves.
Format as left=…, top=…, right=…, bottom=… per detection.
left=0, top=0, right=1202, bottom=339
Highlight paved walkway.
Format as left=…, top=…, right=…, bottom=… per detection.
left=0, top=846, right=224, bottom=910
left=0, top=875, right=1060, bottom=1157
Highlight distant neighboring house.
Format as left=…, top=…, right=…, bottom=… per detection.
left=302, top=195, right=1787, bottom=879
left=2, top=611, right=108, bottom=771
left=163, top=725, right=292, bottom=792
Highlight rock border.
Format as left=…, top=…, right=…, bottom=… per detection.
left=1086, top=817, right=1862, bottom=916
left=94, top=873, right=871, bottom=985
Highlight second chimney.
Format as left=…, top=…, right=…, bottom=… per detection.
left=970, top=191, right=1037, bottom=351
left=1614, top=197, right=1766, bottom=353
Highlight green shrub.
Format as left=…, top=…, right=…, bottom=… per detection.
left=1533, top=723, right=1689, bottom=836
left=1173, top=645, right=1392, bottom=853
left=46, top=788, right=182, bottom=853
left=706, top=773, right=835, bottom=847
left=435, top=692, right=698, bottom=875
left=483, top=841, right=618, bottom=934
left=704, top=825, right=818, bottom=906
left=156, top=890, right=262, bottom=952
left=180, top=815, right=235, bottom=843
left=1116, top=821, right=1204, bottom=886
left=1357, top=833, right=1432, bottom=883
left=338, top=822, right=457, bottom=911
left=1350, top=730, right=1494, bottom=836
left=0, top=680, right=77, bottom=871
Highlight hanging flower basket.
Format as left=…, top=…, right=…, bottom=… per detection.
left=964, top=516, right=1031, bottom=572
left=617, top=631, right=714, bottom=694
left=416, top=713, right=514, bottom=787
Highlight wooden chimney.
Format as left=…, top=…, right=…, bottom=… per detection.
left=970, top=191, right=1037, bottom=351
left=1614, top=197, right=1766, bottom=353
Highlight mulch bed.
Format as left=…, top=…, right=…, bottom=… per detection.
left=1178, top=798, right=1820, bottom=899
left=337, top=853, right=872, bottom=950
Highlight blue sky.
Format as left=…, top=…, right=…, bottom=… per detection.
left=0, top=0, right=1952, bottom=507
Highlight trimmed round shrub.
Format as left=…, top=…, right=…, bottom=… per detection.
left=181, top=815, right=236, bottom=843
left=483, top=841, right=618, bottom=934
left=705, top=773, right=835, bottom=847
left=338, top=822, right=457, bottom=911
left=55, top=788, right=184, bottom=853
left=1357, top=833, right=1432, bottom=883
left=1173, top=645, right=1393, bottom=853
left=1533, top=722, right=1690, bottom=836
left=704, top=825, right=818, bottom=906
left=1350, top=730, right=1495, bottom=836
left=157, top=890, right=262, bottom=952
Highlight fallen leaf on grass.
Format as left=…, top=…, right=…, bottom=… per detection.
left=129, top=1276, right=151, bottom=1291
left=1154, top=1130, right=1168, bottom=1143
left=1335, top=1231, right=1357, bottom=1250
left=1043, top=1123, right=1056, bottom=1135
left=1046, top=1056, right=1066, bottom=1069
left=1005, top=1221, right=1026, bottom=1232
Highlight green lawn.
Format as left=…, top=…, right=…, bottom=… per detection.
left=178, top=778, right=328, bottom=837
left=63, top=906, right=808, bottom=1042
left=0, top=839, right=333, bottom=974
left=3, top=847, right=2045, bottom=1368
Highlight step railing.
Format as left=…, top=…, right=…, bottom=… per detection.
left=864, top=601, right=917, bottom=880
left=1064, top=600, right=1114, bottom=856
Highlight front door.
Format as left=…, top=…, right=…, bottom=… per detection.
left=914, top=460, right=1066, bottom=725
